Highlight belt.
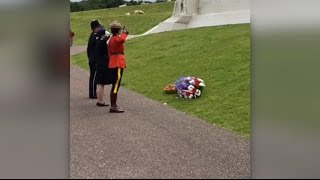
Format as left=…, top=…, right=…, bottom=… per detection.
left=111, top=52, right=124, bottom=55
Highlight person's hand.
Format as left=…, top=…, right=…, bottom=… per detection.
left=102, top=35, right=108, bottom=41
left=123, top=25, right=129, bottom=35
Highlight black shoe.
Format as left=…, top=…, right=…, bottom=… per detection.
left=89, top=96, right=97, bottom=99
left=96, top=102, right=109, bottom=107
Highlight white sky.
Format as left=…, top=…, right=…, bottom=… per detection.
left=70, top=0, right=157, bottom=1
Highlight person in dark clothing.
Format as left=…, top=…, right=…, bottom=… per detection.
left=87, top=20, right=101, bottom=99
left=94, top=27, right=112, bottom=107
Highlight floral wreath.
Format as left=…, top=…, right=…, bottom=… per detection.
left=164, top=76, right=205, bottom=99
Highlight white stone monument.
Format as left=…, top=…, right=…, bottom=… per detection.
left=144, top=0, right=250, bottom=35
left=173, top=0, right=198, bottom=16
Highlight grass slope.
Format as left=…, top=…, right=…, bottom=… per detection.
left=71, top=24, right=250, bottom=137
left=70, top=2, right=174, bottom=45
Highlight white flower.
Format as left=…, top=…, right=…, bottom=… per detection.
left=195, top=89, right=201, bottom=96
left=199, top=82, right=205, bottom=87
left=188, top=94, right=193, bottom=99
left=188, top=85, right=195, bottom=91
left=198, top=78, right=204, bottom=83
left=189, top=80, right=195, bottom=85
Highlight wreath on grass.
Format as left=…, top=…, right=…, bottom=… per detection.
left=164, top=76, right=205, bottom=99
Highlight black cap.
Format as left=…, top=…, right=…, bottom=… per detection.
left=90, top=20, right=101, bottom=30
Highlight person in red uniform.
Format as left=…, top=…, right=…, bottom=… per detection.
left=108, top=21, right=129, bottom=113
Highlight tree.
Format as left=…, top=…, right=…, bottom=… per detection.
left=70, top=2, right=85, bottom=12
left=105, top=0, right=125, bottom=8
left=155, top=0, right=167, bottom=3
left=127, top=0, right=139, bottom=6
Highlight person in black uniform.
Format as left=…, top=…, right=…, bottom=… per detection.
left=87, top=20, right=101, bottom=99
left=94, top=27, right=112, bottom=106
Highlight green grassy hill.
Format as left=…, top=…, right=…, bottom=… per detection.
left=71, top=24, right=250, bottom=137
left=70, top=2, right=174, bottom=45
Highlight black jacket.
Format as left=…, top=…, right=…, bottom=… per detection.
left=95, top=36, right=110, bottom=66
left=87, top=32, right=97, bottom=63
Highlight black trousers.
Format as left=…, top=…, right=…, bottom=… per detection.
left=89, top=62, right=97, bottom=98
left=110, top=68, right=124, bottom=94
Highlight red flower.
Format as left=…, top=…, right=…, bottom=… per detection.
left=194, top=80, right=200, bottom=87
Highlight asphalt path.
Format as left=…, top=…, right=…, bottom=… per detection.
left=70, top=45, right=250, bottom=179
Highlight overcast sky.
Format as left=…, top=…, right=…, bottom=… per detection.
left=70, top=0, right=157, bottom=2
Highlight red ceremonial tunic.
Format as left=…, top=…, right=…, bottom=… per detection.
left=108, top=33, right=128, bottom=68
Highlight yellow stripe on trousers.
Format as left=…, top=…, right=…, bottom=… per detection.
left=113, top=68, right=121, bottom=94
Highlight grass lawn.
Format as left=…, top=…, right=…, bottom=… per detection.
left=71, top=24, right=250, bottom=137
left=70, top=2, right=174, bottom=45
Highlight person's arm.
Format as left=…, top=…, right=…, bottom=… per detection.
left=87, top=35, right=91, bottom=59
left=114, top=33, right=128, bottom=44
left=94, top=39, right=100, bottom=62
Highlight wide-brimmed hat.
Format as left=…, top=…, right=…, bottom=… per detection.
left=110, top=21, right=122, bottom=29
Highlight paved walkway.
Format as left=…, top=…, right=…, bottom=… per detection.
left=70, top=45, right=87, bottom=56
left=70, top=47, right=250, bottom=178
